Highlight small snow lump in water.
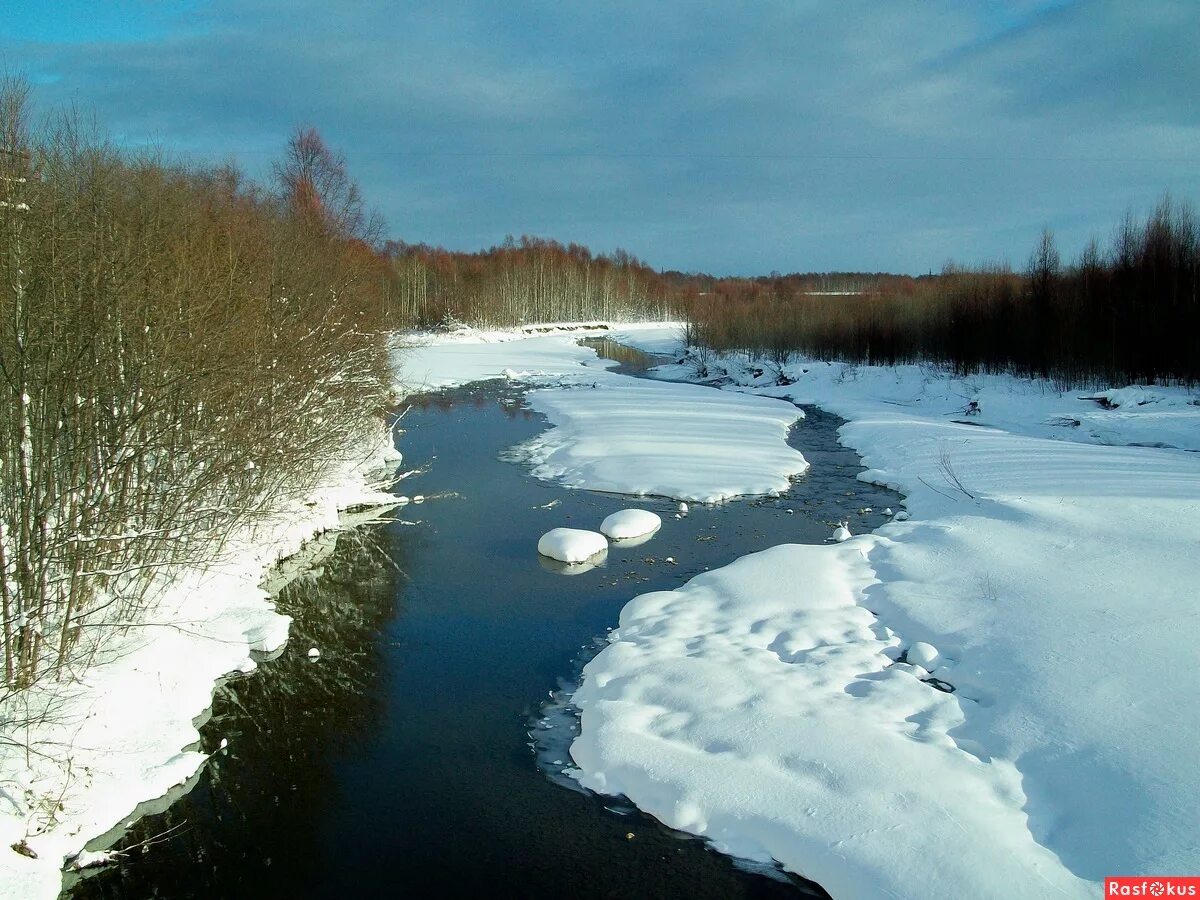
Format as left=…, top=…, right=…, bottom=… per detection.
left=537, top=527, right=608, bottom=564
left=600, top=509, right=662, bottom=541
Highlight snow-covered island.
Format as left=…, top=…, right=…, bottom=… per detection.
left=398, top=323, right=1200, bottom=899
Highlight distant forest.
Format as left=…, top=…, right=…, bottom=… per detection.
left=384, top=238, right=673, bottom=326
left=387, top=201, right=1199, bottom=388
left=677, top=202, right=1199, bottom=387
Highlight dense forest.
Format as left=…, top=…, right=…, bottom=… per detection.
left=382, top=204, right=1199, bottom=389
left=2, top=75, right=1197, bottom=690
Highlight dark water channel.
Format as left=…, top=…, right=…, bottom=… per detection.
left=66, top=347, right=899, bottom=899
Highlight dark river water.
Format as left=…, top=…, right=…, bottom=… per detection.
left=66, top=345, right=900, bottom=899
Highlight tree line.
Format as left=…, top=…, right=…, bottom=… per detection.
left=675, top=198, right=1200, bottom=387
left=383, top=237, right=674, bottom=327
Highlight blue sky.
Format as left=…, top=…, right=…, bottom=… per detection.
left=3, top=0, right=1197, bottom=274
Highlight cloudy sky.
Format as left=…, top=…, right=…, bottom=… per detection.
left=2, top=1, right=1196, bottom=274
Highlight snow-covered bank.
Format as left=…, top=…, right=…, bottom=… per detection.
left=394, top=324, right=809, bottom=502
left=569, top=544, right=1086, bottom=898
left=0, top=428, right=400, bottom=900
left=570, top=327, right=1200, bottom=897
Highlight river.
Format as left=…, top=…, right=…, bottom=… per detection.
left=66, top=343, right=899, bottom=899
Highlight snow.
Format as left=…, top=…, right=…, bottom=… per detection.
left=905, top=641, right=939, bottom=671
left=537, top=528, right=609, bottom=564
left=567, top=327, right=1200, bottom=896
left=569, top=544, right=1087, bottom=898
left=395, top=323, right=810, bottom=503
left=599, top=509, right=662, bottom=541
left=0, top=424, right=401, bottom=899
left=1078, top=386, right=1200, bottom=451
left=516, top=378, right=807, bottom=502
left=393, top=326, right=614, bottom=390
left=69, top=849, right=118, bottom=871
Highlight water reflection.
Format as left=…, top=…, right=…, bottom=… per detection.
left=405, top=389, right=536, bottom=420
left=65, top=528, right=403, bottom=899
left=537, top=552, right=608, bottom=576
left=577, top=337, right=666, bottom=375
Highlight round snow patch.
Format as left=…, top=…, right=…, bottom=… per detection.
left=307, top=647, right=321, bottom=660
left=537, top=527, right=609, bottom=564
left=906, top=641, right=940, bottom=671
left=600, top=509, right=662, bottom=541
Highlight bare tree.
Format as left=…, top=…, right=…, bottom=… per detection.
left=273, top=126, right=383, bottom=245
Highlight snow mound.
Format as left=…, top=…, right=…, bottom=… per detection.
left=905, top=641, right=939, bottom=671
left=537, top=528, right=608, bottom=564
left=600, top=509, right=662, bottom=541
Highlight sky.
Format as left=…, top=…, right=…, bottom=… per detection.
left=2, top=0, right=1197, bottom=275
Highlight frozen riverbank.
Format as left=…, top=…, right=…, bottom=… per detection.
left=0, top=429, right=400, bottom=900
left=575, top=326, right=1200, bottom=897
